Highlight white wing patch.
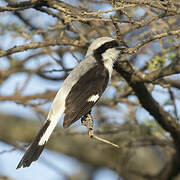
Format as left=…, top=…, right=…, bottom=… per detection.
left=87, top=94, right=99, bottom=102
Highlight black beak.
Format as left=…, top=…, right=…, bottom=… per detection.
left=116, top=42, right=128, bottom=51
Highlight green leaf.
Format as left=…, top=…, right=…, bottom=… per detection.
left=148, top=55, right=165, bottom=71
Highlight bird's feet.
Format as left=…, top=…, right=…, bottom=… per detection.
left=81, top=111, right=119, bottom=148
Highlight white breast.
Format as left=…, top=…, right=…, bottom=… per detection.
left=102, top=48, right=119, bottom=79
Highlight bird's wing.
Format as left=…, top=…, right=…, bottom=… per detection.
left=63, top=64, right=109, bottom=128
left=16, top=58, right=96, bottom=169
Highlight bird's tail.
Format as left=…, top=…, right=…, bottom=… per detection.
left=16, top=119, right=52, bottom=169
left=17, top=89, right=66, bottom=169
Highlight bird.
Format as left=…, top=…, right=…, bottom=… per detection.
left=16, top=37, right=124, bottom=169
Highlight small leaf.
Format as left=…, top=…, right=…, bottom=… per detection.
left=148, top=55, right=165, bottom=71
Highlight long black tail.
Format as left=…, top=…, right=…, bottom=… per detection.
left=16, top=142, right=44, bottom=169
left=16, top=120, right=51, bottom=169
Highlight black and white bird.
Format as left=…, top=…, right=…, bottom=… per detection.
left=17, top=37, right=124, bottom=169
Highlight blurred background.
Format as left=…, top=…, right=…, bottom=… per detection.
left=0, top=0, right=180, bottom=179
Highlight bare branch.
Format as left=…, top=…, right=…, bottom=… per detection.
left=0, top=40, right=84, bottom=58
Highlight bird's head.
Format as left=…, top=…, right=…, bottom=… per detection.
left=86, top=37, right=126, bottom=62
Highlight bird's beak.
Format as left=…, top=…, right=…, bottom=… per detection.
left=117, top=42, right=128, bottom=51
left=116, top=42, right=128, bottom=51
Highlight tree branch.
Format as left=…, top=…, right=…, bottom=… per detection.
left=0, top=113, right=174, bottom=179
left=0, top=40, right=84, bottom=58
left=114, top=60, right=180, bottom=143
left=112, top=0, right=180, bottom=14
left=135, top=60, right=180, bottom=83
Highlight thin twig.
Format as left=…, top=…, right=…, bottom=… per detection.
left=81, top=113, right=119, bottom=148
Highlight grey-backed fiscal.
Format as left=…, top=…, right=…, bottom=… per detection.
left=17, top=37, right=124, bottom=169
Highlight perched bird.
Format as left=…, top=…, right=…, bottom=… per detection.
left=17, top=37, right=124, bottom=169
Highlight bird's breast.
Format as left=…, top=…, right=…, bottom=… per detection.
left=103, top=59, right=113, bottom=79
